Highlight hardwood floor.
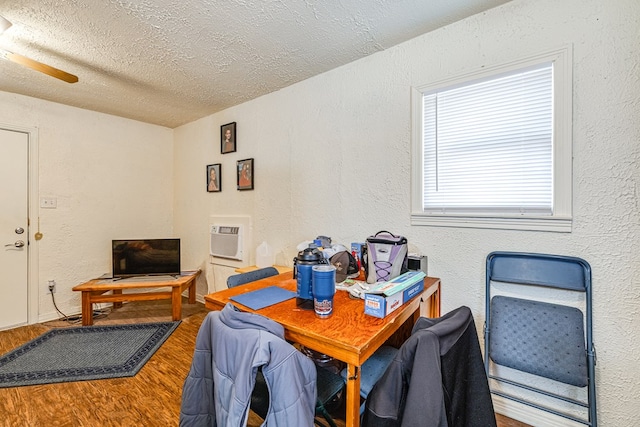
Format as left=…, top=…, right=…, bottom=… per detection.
left=0, top=299, right=530, bottom=427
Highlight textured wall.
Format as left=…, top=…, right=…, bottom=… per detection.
left=173, top=0, right=639, bottom=424
left=0, top=91, right=175, bottom=321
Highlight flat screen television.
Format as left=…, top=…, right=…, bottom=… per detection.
left=112, top=238, right=181, bottom=278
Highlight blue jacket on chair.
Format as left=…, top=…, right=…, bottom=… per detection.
left=179, top=303, right=317, bottom=426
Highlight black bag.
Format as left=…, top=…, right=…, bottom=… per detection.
left=363, top=231, right=408, bottom=283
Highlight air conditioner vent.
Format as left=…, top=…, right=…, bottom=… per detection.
left=210, top=225, right=243, bottom=261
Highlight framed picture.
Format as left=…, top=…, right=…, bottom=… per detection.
left=221, top=122, right=236, bottom=154
left=206, top=163, right=221, bottom=192
left=237, top=158, right=254, bottom=191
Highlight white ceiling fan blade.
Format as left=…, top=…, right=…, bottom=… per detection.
left=0, top=15, right=11, bottom=34
left=1, top=49, right=78, bottom=83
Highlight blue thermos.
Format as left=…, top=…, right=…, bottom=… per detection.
left=293, top=247, right=326, bottom=310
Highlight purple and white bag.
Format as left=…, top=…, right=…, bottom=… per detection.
left=364, top=231, right=408, bottom=283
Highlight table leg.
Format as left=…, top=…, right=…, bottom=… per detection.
left=113, top=289, right=123, bottom=309
left=429, top=282, right=441, bottom=318
left=81, top=292, right=93, bottom=326
left=345, top=363, right=361, bottom=427
left=172, top=286, right=182, bottom=321
left=188, top=277, right=196, bottom=304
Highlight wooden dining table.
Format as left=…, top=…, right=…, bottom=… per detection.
left=204, top=272, right=441, bottom=427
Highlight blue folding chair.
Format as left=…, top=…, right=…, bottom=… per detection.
left=227, top=266, right=279, bottom=288
left=340, top=345, right=398, bottom=417
left=484, top=251, right=596, bottom=426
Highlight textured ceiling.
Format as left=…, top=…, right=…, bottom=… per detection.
left=0, top=0, right=511, bottom=128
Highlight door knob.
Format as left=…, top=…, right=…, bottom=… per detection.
left=5, top=240, right=25, bottom=248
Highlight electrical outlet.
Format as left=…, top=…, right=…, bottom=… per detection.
left=48, top=280, right=56, bottom=293
left=40, top=197, right=57, bottom=209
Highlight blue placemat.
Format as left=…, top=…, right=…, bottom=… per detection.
left=230, top=286, right=296, bottom=310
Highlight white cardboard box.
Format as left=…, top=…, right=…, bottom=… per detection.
left=364, top=271, right=426, bottom=318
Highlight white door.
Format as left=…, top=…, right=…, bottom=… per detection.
left=0, top=128, right=29, bottom=329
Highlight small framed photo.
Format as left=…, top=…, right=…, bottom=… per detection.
left=237, top=158, right=254, bottom=191
left=221, top=122, right=236, bottom=154
left=206, top=163, right=221, bottom=192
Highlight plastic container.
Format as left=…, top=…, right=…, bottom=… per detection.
left=312, top=265, right=336, bottom=318
left=256, top=241, right=275, bottom=268
left=293, top=247, right=326, bottom=309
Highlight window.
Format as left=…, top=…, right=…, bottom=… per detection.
left=411, top=46, right=573, bottom=232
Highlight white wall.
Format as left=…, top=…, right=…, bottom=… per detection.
left=0, top=91, right=175, bottom=321
left=173, top=0, right=640, bottom=425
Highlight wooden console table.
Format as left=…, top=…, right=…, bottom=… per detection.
left=72, top=269, right=201, bottom=326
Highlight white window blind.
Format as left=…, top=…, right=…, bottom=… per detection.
left=422, top=63, right=553, bottom=215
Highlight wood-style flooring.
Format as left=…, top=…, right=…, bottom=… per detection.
left=0, top=299, right=530, bottom=427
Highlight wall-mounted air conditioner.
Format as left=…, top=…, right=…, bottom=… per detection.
left=210, top=224, right=243, bottom=261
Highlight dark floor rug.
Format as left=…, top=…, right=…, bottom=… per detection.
left=0, top=321, right=180, bottom=388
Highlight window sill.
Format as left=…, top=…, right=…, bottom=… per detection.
left=411, top=214, right=572, bottom=233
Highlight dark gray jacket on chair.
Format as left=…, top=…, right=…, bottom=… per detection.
left=362, top=306, right=496, bottom=427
